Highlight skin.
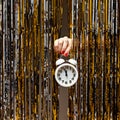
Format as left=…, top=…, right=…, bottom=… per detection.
left=54, top=36, right=73, bottom=57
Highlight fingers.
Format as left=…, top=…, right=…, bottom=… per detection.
left=54, top=39, right=63, bottom=53
left=61, top=37, right=69, bottom=53
left=63, top=38, right=73, bottom=56
left=54, top=36, right=73, bottom=56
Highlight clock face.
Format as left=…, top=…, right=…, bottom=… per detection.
left=55, top=63, right=78, bottom=87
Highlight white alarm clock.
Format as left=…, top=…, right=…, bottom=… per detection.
left=55, top=58, right=78, bottom=87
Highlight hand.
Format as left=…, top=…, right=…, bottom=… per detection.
left=54, top=36, right=73, bottom=57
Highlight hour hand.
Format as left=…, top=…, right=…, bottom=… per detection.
left=64, top=69, right=68, bottom=77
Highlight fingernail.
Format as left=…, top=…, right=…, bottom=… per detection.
left=64, top=53, right=68, bottom=57
left=61, top=51, right=65, bottom=54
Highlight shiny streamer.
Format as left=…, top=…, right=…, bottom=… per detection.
left=0, top=0, right=120, bottom=120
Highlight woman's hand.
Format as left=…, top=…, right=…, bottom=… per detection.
left=54, top=36, right=73, bottom=57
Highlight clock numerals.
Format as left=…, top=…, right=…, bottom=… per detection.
left=72, top=69, right=74, bottom=73
left=58, top=77, right=61, bottom=81
left=59, top=69, right=62, bottom=73
left=65, top=81, right=68, bottom=84
left=69, top=80, right=72, bottom=83
left=57, top=73, right=60, bottom=76
left=61, top=80, right=64, bottom=83
left=73, top=73, right=76, bottom=77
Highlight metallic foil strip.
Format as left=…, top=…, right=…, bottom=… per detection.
left=0, top=0, right=120, bottom=119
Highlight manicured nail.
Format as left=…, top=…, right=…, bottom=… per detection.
left=61, top=51, right=65, bottom=54
left=64, top=53, right=68, bottom=57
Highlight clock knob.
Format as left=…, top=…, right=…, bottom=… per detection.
left=56, top=58, right=65, bottom=66
left=68, top=59, right=77, bottom=66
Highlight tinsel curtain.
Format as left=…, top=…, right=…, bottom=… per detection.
left=0, top=0, right=120, bottom=120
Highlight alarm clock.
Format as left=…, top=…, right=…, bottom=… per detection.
left=55, top=58, right=78, bottom=87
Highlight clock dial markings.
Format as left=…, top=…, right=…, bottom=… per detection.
left=62, top=80, right=64, bottom=83
left=65, top=81, right=68, bottom=84
left=58, top=77, right=61, bottom=81
left=69, top=80, right=72, bottom=83
left=73, top=73, right=76, bottom=77
left=57, top=73, right=60, bottom=76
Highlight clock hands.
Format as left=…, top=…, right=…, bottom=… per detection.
left=64, top=69, right=68, bottom=77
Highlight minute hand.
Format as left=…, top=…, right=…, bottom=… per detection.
left=64, top=69, right=68, bottom=77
